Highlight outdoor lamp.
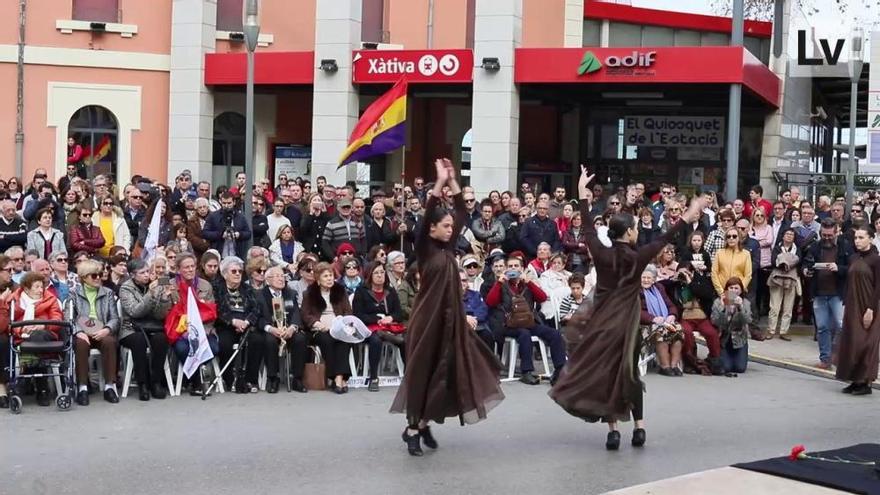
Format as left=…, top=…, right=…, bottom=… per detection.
left=849, top=27, right=864, bottom=83
left=242, top=0, right=261, bottom=53
left=481, top=57, right=501, bottom=72
left=320, top=59, right=339, bottom=73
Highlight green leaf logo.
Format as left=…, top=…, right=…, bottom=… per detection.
left=578, top=51, right=602, bottom=75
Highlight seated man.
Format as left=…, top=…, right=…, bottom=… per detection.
left=256, top=266, right=308, bottom=393
left=460, top=268, right=495, bottom=352
left=486, top=255, right=566, bottom=385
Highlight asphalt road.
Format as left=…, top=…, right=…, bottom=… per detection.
left=4, top=363, right=879, bottom=495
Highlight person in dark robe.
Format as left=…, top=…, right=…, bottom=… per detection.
left=835, top=224, right=880, bottom=396
left=550, top=165, right=705, bottom=450
left=390, top=158, right=504, bottom=457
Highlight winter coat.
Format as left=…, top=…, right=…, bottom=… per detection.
left=67, top=223, right=106, bottom=255
left=71, top=285, right=120, bottom=336
left=118, top=278, right=174, bottom=341
left=92, top=212, right=132, bottom=251
left=26, top=228, right=67, bottom=259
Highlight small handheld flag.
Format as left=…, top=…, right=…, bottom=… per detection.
left=183, top=287, right=214, bottom=379
left=338, top=78, right=407, bottom=167
left=142, top=199, right=163, bottom=263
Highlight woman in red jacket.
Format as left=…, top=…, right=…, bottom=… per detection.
left=0, top=272, right=64, bottom=408
left=68, top=205, right=106, bottom=256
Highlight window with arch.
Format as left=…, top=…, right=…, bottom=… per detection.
left=212, top=112, right=246, bottom=188
left=68, top=105, right=118, bottom=183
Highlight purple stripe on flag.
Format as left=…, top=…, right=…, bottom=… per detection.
left=340, top=122, right=406, bottom=166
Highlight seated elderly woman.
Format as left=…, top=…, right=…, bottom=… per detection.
left=214, top=256, right=263, bottom=393
left=525, top=242, right=552, bottom=278
left=710, top=276, right=751, bottom=377
left=245, top=257, right=268, bottom=292
left=71, top=259, right=120, bottom=405
left=289, top=253, right=318, bottom=306
left=301, top=262, right=355, bottom=394
left=118, top=258, right=174, bottom=401
left=0, top=272, right=63, bottom=408
left=169, top=253, right=219, bottom=395
left=639, top=265, right=684, bottom=377
left=256, top=266, right=308, bottom=393
left=386, top=251, right=406, bottom=291
left=539, top=252, right=572, bottom=323
left=353, top=261, right=406, bottom=392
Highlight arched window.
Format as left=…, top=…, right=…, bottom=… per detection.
left=212, top=112, right=246, bottom=188
left=68, top=105, right=118, bottom=183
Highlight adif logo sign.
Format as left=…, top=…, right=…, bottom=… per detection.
left=578, top=50, right=656, bottom=76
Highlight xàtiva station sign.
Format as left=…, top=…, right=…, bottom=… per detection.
left=353, top=49, right=474, bottom=84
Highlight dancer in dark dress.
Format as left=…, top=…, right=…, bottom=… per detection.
left=550, top=166, right=705, bottom=450
left=390, top=158, right=504, bottom=456
left=836, top=225, right=880, bottom=396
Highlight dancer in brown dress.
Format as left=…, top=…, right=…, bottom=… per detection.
left=835, top=225, right=880, bottom=396
left=390, top=158, right=504, bottom=456
left=550, top=166, right=705, bottom=450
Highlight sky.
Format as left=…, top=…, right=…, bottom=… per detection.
left=631, top=0, right=878, bottom=51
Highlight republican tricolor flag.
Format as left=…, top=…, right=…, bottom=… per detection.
left=338, top=78, right=407, bottom=167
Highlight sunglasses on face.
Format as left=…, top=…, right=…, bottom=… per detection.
left=55, top=258, right=68, bottom=262
left=255, top=269, right=266, bottom=274
left=465, top=199, right=475, bottom=203
left=85, top=273, right=101, bottom=280
left=345, top=264, right=358, bottom=269
left=465, top=264, right=479, bottom=269
left=726, top=235, right=739, bottom=239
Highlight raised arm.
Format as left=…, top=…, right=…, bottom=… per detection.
left=576, top=166, right=612, bottom=265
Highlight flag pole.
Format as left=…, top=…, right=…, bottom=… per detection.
left=399, top=143, right=406, bottom=252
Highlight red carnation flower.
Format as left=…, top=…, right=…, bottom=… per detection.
left=789, top=445, right=807, bottom=461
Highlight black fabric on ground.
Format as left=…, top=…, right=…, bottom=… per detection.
left=733, top=443, right=880, bottom=495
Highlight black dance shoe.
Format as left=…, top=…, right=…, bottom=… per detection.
left=606, top=431, right=621, bottom=451
left=631, top=428, right=646, bottom=447
left=151, top=383, right=167, bottom=400
left=138, top=384, right=151, bottom=401
left=267, top=377, right=280, bottom=394
left=367, top=379, right=380, bottom=392
left=36, top=389, right=51, bottom=407
left=291, top=378, right=308, bottom=393
left=842, top=383, right=858, bottom=394
left=104, top=389, right=119, bottom=404
left=402, top=429, right=424, bottom=456
left=852, top=384, right=873, bottom=396
left=419, top=426, right=438, bottom=449
left=75, top=390, right=90, bottom=406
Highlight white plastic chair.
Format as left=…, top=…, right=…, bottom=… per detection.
left=500, top=336, right=552, bottom=381
left=120, top=348, right=176, bottom=398
left=175, top=359, right=224, bottom=396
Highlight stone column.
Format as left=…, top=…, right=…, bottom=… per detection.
left=563, top=0, right=584, bottom=48
left=168, top=0, right=216, bottom=183
left=311, top=0, right=362, bottom=186
left=758, top=0, right=812, bottom=194
left=470, top=0, right=522, bottom=198
left=864, top=30, right=880, bottom=173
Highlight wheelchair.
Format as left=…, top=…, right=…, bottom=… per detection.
left=6, top=300, right=76, bottom=414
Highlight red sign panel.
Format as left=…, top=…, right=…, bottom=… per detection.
left=352, top=49, right=473, bottom=84
left=514, top=46, right=780, bottom=108
left=205, top=51, right=314, bottom=85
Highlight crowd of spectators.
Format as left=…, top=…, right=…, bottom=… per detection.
left=0, top=165, right=874, bottom=409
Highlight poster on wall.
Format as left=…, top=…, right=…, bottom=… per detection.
left=624, top=116, right=725, bottom=148
left=273, top=145, right=311, bottom=182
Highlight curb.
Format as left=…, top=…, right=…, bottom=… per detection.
left=747, top=352, right=880, bottom=390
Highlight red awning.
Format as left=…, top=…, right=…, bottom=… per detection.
left=514, top=46, right=780, bottom=108
left=205, top=51, right=314, bottom=85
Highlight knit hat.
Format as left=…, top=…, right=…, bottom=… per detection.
left=336, top=242, right=356, bottom=257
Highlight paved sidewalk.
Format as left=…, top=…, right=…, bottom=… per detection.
left=744, top=319, right=880, bottom=388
